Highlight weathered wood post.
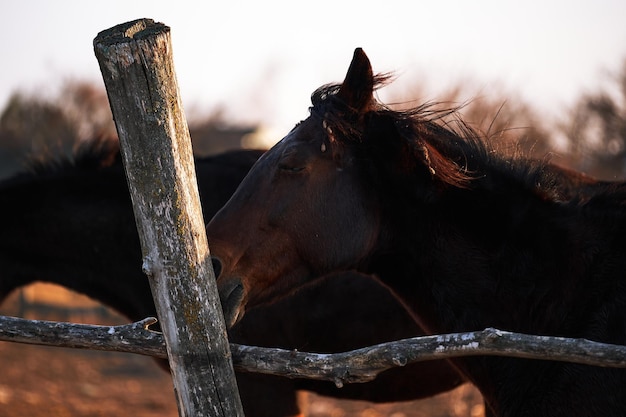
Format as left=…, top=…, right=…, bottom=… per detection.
left=93, top=19, right=244, bottom=417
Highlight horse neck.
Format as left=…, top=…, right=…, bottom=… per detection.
left=0, top=150, right=261, bottom=321
left=0, top=166, right=151, bottom=320
left=368, top=170, right=585, bottom=335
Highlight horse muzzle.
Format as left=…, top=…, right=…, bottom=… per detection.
left=217, top=276, right=246, bottom=328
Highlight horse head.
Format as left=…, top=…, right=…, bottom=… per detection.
left=208, top=49, right=390, bottom=327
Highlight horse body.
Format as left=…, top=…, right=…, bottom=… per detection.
left=0, top=142, right=465, bottom=416
left=207, top=48, right=626, bottom=416
left=0, top=144, right=263, bottom=320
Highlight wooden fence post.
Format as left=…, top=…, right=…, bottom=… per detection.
left=93, top=19, right=244, bottom=417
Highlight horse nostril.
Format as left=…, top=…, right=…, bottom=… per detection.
left=211, top=257, right=222, bottom=279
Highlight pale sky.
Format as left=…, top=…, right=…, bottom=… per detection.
left=1, top=0, right=626, bottom=145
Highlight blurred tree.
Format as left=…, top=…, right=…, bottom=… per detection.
left=561, top=60, right=626, bottom=179
left=0, top=92, right=77, bottom=178
left=56, top=81, right=117, bottom=142
left=0, top=80, right=258, bottom=179
left=188, top=108, right=257, bottom=156
left=0, top=79, right=120, bottom=179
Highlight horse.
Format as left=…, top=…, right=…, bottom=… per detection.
left=207, top=48, right=626, bottom=416
left=0, top=139, right=466, bottom=416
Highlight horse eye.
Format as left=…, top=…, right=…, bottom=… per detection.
left=278, top=164, right=305, bottom=173
left=277, top=150, right=307, bottom=173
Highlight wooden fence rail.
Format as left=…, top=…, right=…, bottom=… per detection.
left=2, top=315, right=626, bottom=387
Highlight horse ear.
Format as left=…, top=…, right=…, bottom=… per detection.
left=337, top=48, right=374, bottom=113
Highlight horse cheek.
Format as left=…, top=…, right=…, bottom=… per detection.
left=336, top=177, right=380, bottom=268
left=313, top=193, right=377, bottom=272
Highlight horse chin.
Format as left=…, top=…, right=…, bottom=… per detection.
left=217, top=277, right=246, bottom=328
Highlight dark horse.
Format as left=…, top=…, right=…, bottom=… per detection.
left=207, top=48, right=626, bottom=416
left=0, top=140, right=465, bottom=416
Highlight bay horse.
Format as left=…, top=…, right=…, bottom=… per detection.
left=0, top=139, right=465, bottom=416
left=207, top=48, right=626, bottom=416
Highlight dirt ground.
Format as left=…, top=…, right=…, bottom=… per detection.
left=0, top=284, right=484, bottom=417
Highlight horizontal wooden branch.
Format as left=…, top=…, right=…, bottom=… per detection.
left=2, top=315, right=626, bottom=386
left=0, top=315, right=166, bottom=358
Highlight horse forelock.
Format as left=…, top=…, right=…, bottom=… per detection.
left=309, top=80, right=481, bottom=188
left=309, top=73, right=391, bottom=134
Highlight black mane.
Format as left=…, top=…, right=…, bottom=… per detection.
left=27, top=136, right=121, bottom=175
left=309, top=78, right=568, bottom=202
left=0, top=137, right=122, bottom=192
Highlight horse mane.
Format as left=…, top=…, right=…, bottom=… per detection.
left=309, top=76, right=561, bottom=200
left=26, top=134, right=121, bottom=176
left=0, top=135, right=122, bottom=192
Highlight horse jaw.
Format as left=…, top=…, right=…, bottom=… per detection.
left=218, top=277, right=245, bottom=328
